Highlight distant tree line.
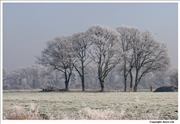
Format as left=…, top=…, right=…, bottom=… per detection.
left=3, top=25, right=176, bottom=92
left=3, top=64, right=177, bottom=91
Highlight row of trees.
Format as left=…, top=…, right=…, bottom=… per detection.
left=3, top=65, right=178, bottom=91
left=35, top=25, right=171, bottom=92
left=3, top=65, right=47, bottom=90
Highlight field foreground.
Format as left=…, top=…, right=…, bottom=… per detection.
left=3, top=92, right=178, bottom=120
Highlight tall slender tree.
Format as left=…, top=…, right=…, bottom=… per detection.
left=36, top=36, right=76, bottom=91
left=116, top=25, right=140, bottom=91
left=86, top=25, right=123, bottom=92
left=132, top=30, right=170, bottom=91
left=72, top=32, right=92, bottom=91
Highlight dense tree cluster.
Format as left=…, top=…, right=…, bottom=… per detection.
left=3, top=25, right=174, bottom=92
left=3, top=65, right=176, bottom=91
left=3, top=65, right=49, bottom=90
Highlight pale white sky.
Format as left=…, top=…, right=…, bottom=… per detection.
left=3, top=2, right=178, bottom=71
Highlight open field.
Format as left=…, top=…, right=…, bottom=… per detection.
left=3, top=91, right=178, bottom=120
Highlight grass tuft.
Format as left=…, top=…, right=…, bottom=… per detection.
left=4, top=103, right=43, bottom=120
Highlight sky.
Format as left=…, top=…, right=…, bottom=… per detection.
left=2, top=2, right=178, bottom=71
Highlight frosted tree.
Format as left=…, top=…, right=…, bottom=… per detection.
left=3, top=65, right=49, bottom=89
left=42, top=70, right=63, bottom=88
left=86, top=25, right=123, bottom=92
left=36, top=36, right=76, bottom=91
left=10, top=67, right=27, bottom=86
left=72, top=32, right=92, bottom=91
left=25, top=65, right=47, bottom=88
left=106, top=68, right=120, bottom=90
left=116, top=25, right=140, bottom=92
left=3, top=68, right=8, bottom=82
left=170, top=68, right=178, bottom=87
left=3, top=67, right=29, bottom=89
left=84, top=64, right=100, bottom=90
left=3, top=68, right=11, bottom=90
left=132, top=30, right=170, bottom=92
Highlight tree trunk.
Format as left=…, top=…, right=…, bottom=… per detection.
left=123, top=58, right=127, bottom=92
left=33, top=79, right=36, bottom=89
left=99, top=78, right=105, bottom=92
left=149, top=84, right=153, bottom=92
left=81, top=62, right=85, bottom=91
left=64, top=70, right=69, bottom=91
left=129, top=70, right=133, bottom=91
left=133, top=83, right=138, bottom=92
left=81, top=75, right=85, bottom=91
left=124, top=77, right=127, bottom=92
left=134, top=69, right=139, bottom=92
left=65, top=81, right=69, bottom=91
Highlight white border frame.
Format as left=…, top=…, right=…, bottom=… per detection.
left=0, top=1, right=179, bottom=124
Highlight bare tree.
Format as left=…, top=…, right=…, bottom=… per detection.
left=3, top=68, right=8, bottom=82
left=42, top=70, right=63, bottom=88
left=132, top=30, right=170, bottom=92
left=170, top=68, right=178, bottom=87
left=84, top=64, right=100, bottom=90
left=116, top=25, right=140, bottom=92
left=36, top=36, right=76, bottom=91
left=86, top=25, right=123, bottom=92
left=3, top=65, right=50, bottom=90
left=72, top=32, right=92, bottom=91
left=26, top=65, right=47, bottom=88
left=106, top=68, right=120, bottom=90
left=3, top=67, right=29, bottom=89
